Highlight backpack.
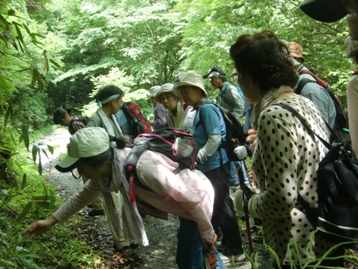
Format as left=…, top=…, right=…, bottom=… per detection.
left=277, top=103, right=358, bottom=247
left=126, top=128, right=199, bottom=201
left=121, top=102, right=152, bottom=137
left=295, top=78, right=350, bottom=143
left=299, top=69, right=343, bottom=104
left=223, top=83, right=245, bottom=102
left=199, top=102, right=247, bottom=162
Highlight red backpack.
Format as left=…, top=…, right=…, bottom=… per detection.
left=121, top=102, right=152, bottom=137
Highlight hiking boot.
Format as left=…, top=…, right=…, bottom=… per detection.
left=88, top=209, right=105, bottom=216
left=220, top=253, right=246, bottom=263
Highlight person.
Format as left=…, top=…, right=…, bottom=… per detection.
left=53, top=108, right=86, bottom=135
left=345, top=33, right=358, bottom=153
left=203, top=66, right=248, bottom=187
left=22, top=127, right=224, bottom=269
left=174, top=71, right=245, bottom=263
left=86, top=85, right=131, bottom=252
left=288, top=41, right=337, bottom=129
left=289, top=42, right=316, bottom=82
left=176, top=72, right=197, bottom=133
left=229, top=30, right=345, bottom=268
left=53, top=107, right=105, bottom=217
left=149, top=85, right=169, bottom=130
left=156, top=83, right=183, bottom=128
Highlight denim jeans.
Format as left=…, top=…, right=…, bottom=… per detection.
left=176, top=218, right=224, bottom=269
left=228, top=161, right=249, bottom=185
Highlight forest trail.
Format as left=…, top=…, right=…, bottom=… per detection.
left=39, top=127, right=271, bottom=269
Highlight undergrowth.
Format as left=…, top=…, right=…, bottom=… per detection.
left=0, top=126, right=102, bottom=269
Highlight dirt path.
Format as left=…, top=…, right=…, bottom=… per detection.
left=39, top=127, right=272, bottom=269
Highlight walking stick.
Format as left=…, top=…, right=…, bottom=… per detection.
left=237, top=161, right=254, bottom=255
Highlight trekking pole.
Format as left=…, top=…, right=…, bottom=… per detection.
left=237, top=161, right=254, bottom=255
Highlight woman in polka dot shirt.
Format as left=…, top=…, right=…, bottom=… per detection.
left=229, top=30, right=345, bottom=268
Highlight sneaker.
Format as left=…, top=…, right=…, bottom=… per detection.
left=88, top=209, right=105, bottom=216
left=220, top=253, right=246, bottom=263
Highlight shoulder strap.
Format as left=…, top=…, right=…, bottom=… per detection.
left=126, top=144, right=151, bottom=202
left=275, top=103, right=321, bottom=227
left=275, top=103, right=331, bottom=149
left=294, top=78, right=312, bottom=95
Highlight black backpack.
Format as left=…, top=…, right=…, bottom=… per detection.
left=277, top=103, right=358, bottom=247
left=295, top=78, right=350, bottom=143
left=199, top=102, right=248, bottom=162
left=126, top=128, right=198, bottom=199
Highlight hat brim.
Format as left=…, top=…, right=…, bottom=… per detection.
left=299, top=0, right=347, bottom=23
left=55, top=155, right=81, bottom=172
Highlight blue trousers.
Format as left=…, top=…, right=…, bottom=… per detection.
left=228, top=161, right=249, bottom=185
left=176, top=218, right=224, bottom=269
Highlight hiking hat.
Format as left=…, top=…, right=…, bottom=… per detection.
left=347, top=14, right=358, bottom=40
left=345, top=36, right=358, bottom=58
left=174, top=72, right=187, bottom=83
left=290, top=42, right=305, bottom=62
left=150, top=86, right=161, bottom=97
left=202, top=66, right=226, bottom=79
left=155, top=83, right=177, bottom=102
left=55, top=127, right=110, bottom=172
left=299, top=0, right=347, bottom=23
left=173, top=71, right=208, bottom=96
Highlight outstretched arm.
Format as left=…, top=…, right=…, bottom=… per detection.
left=22, top=216, right=58, bottom=237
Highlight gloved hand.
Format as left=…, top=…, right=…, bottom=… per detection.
left=196, top=149, right=208, bottom=163
left=234, top=145, right=248, bottom=160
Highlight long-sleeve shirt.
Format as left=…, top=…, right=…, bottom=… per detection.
left=348, top=73, right=358, bottom=153
left=151, top=104, right=169, bottom=130
left=248, top=94, right=336, bottom=265
left=216, top=82, right=244, bottom=121
left=68, top=116, right=85, bottom=135
left=53, top=148, right=215, bottom=240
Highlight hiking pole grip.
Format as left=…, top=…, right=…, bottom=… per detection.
left=237, top=163, right=254, bottom=255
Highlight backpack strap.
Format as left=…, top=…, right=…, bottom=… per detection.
left=275, top=103, right=323, bottom=228
left=126, top=144, right=150, bottom=202
left=294, top=78, right=312, bottom=95
left=275, top=103, right=331, bottom=149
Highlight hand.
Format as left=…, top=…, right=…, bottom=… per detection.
left=22, top=216, right=58, bottom=237
left=246, top=129, right=257, bottom=150
left=196, top=149, right=208, bottom=163
left=201, top=233, right=217, bottom=251
left=234, top=145, right=248, bottom=160
left=243, top=185, right=256, bottom=214
left=248, top=172, right=259, bottom=188
left=123, top=135, right=133, bottom=144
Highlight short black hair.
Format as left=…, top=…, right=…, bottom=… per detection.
left=53, top=108, right=68, bottom=124
left=96, top=85, right=124, bottom=106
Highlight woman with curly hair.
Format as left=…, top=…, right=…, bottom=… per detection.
left=230, top=30, right=344, bottom=268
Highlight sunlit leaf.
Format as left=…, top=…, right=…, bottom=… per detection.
left=21, top=174, right=27, bottom=189
left=32, top=144, right=38, bottom=163
left=47, top=145, right=54, bottom=155
left=21, top=125, right=29, bottom=151
left=15, top=201, right=33, bottom=222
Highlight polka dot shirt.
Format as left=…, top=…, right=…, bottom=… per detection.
left=249, top=96, right=336, bottom=265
